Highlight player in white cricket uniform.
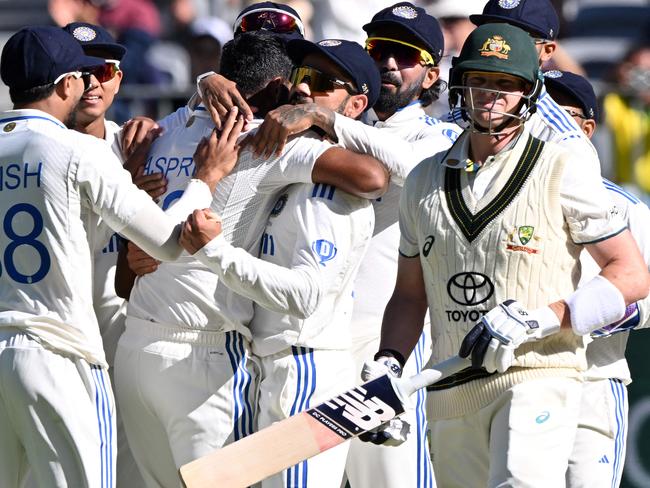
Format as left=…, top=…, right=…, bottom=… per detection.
left=0, top=26, right=235, bottom=488
left=112, top=32, right=391, bottom=488
left=246, top=6, right=460, bottom=486
left=62, top=22, right=151, bottom=488
left=541, top=69, right=650, bottom=487
left=371, top=23, right=650, bottom=487
left=182, top=38, right=383, bottom=488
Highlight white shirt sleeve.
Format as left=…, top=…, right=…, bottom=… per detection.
left=559, top=149, right=626, bottom=244
left=193, top=184, right=369, bottom=319
left=626, top=197, right=650, bottom=329
left=398, top=163, right=427, bottom=257
left=332, top=113, right=459, bottom=186
left=156, top=105, right=192, bottom=131
left=75, top=138, right=212, bottom=261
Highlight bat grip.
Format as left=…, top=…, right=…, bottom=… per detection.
left=400, top=355, right=471, bottom=397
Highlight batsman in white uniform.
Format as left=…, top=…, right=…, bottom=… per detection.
left=372, top=23, right=650, bottom=487
left=0, top=26, right=231, bottom=488
left=246, top=6, right=461, bottom=486
left=112, top=32, right=390, bottom=488
left=542, top=69, right=650, bottom=487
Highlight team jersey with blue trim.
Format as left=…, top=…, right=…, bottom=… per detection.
left=126, top=108, right=332, bottom=338
left=446, top=85, right=598, bottom=166
left=196, top=183, right=373, bottom=356
left=332, top=103, right=461, bottom=342
left=0, top=109, right=209, bottom=367
left=579, top=180, right=650, bottom=383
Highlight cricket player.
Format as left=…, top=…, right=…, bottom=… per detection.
left=179, top=38, right=381, bottom=488
left=63, top=21, right=148, bottom=488
left=0, top=26, right=240, bottom=488
left=112, top=31, right=390, bottom=488
left=370, top=23, right=650, bottom=487
left=447, top=0, right=598, bottom=160
left=543, top=69, right=650, bottom=487
left=246, top=4, right=460, bottom=485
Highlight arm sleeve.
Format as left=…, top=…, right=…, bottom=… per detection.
left=559, top=150, right=626, bottom=244
left=332, top=113, right=459, bottom=186
left=76, top=139, right=212, bottom=261
left=398, top=167, right=423, bottom=257
left=193, top=233, right=322, bottom=319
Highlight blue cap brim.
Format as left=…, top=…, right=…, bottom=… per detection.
left=287, top=39, right=355, bottom=82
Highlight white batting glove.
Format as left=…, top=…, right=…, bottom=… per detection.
left=361, top=356, right=403, bottom=381
left=359, top=355, right=410, bottom=446
left=459, top=300, right=561, bottom=373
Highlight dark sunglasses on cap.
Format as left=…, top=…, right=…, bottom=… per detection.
left=85, top=60, right=121, bottom=84
left=234, top=9, right=304, bottom=36
left=290, top=66, right=357, bottom=94
left=365, top=37, right=435, bottom=67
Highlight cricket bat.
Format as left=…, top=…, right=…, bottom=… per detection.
left=180, top=355, right=470, bottom=488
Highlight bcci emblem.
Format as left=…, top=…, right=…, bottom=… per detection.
left=72, top=26, right=97, bottom=42
left=270, top=194, right=288, bottom=217
left=312, top=239, right=337, bottom=266
left=506, top=225, right=540, bottom=254
left=498, top=0, right=520, bottom=9
left=392, top=5, right=418, bottom=19
left=480, top=35, right=511, bottom=60
left=319, top=40, right=342, bottom=47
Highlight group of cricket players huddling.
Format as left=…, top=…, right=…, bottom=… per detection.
left=0, top=0, right=649, bottom=486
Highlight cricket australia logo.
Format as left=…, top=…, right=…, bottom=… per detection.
left=308, top=376, right=404, bottom=439
left=480, top=35, right=511, bottom=59
left=506, top=225, right=540, bottom=254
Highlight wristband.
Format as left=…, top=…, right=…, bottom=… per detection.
left=374, top=349, right=406, bottom=368
left=566, top=275, right=626, bottom=335
left=196, top=71, right=217, bottom=99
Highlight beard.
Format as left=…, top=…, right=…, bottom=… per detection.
left=373, top=70, right=425, bottom=115
left=64, top=99, right=81, bottom=129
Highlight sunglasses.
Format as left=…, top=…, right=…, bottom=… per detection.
left=53, top=70, right=93, bottom=90
left=290, top=66, right=357, bottom=94
left=365, top=37, right=435, bottom=66
left=234, top=9, right=304, bottom=36
left=86, top=61, right=121, bottom=84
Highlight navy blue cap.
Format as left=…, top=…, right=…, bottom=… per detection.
left=234, top=1, right=305, bottom=39
left=63, top=22, right=127, bottom=60
left=287, top=39, right=381, bottom=108
left=543, top=70, right=599, bottom=121
left=1, top=26, right=105, bottom=91
left=470, top=0, right=560, bottom=40
left=363, top=2, right=444, bottom=63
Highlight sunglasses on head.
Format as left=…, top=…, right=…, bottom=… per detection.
left=290, top=66, right=357, bottom=94
left=234, top=9, right=304, bottom=36
left=86, top=60, right=121, bottom=84
left=365, top=37, right=435, bottom=67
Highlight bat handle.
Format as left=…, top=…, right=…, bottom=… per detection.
left=399, top=355, right=471, bottom=397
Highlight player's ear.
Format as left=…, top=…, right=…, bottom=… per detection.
left=582, top=119, right=596, bottom=139
left=421, top=66, right=440, bottom=90
left=345, top=94, right=368, bottom=120
left=538, top=41, right=556, bottom=63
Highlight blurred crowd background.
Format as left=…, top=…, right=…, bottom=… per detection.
left=0, top=0, right=650, bottom=485
left=0, top=0, right=648, bottom=204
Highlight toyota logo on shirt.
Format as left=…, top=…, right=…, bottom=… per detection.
left=447, top=272, right=494, bottom=306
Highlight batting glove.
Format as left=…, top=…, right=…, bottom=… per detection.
left=459, top=300, right=561, bottom=373
left=359, top=355, right=410, bottom=446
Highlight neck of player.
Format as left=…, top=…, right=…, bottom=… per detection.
left=468, top=124, right=523, bottom=166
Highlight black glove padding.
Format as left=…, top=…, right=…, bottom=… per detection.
left=458, top=321, right=492, bottom=368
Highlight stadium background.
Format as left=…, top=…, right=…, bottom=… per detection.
left=0, top=0, right=648, bottom=484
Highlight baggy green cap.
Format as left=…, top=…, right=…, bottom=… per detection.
left=450, top=23, right=541, bottom=87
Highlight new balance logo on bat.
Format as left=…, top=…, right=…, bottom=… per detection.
left=308, top=376, right=404, bottom=439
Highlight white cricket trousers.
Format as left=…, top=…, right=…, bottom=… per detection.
left=566, top=378, right=628, bottom=488
left=257, top=346, right=355, bottom=488
left=114, top=318, right=258, bottom=488
left=0, top=328, right=115, bottom=488
left=429, top=375, right=582, bottom=488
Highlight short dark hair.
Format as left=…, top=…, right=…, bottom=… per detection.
left=219, top=31, right=293, bottom=97
left=10, top=82, right=56, bottom=105
left=419, top=78, right=446, bottom=107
